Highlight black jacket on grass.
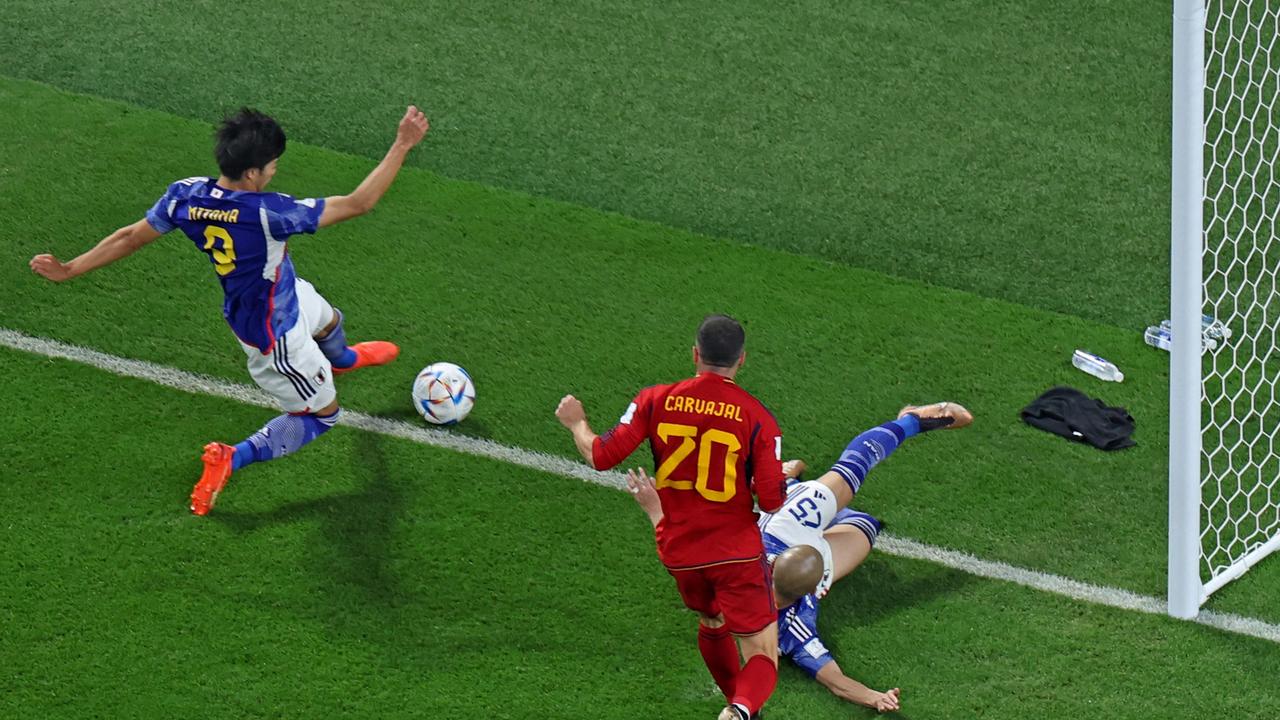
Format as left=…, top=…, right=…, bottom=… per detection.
left=1020, top=386, right=1136, bottom=451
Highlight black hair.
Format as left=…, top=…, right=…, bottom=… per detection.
left=214, top=108, right=286, bottom=179
left=696, top=314, right=745, bottom=368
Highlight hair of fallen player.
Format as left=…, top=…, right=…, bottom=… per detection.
left=772, top=544, right=824, bottom=607
left=214, top=108, right=287, bottom=180
left=696, top=314, right=745, bottom=368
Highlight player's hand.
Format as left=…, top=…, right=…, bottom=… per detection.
left=782, top=459, right=807, bottom=480
left=872, top=688, right=901, bottom=713
left=626, top=467, right=657, bottom=494
left=395, top=105, right=430, bottom=148
left=30, top=254, right=74, bottom=282
left=626, top=467, right=663, bottom=518
left=555, top=394, right=587, bottom=428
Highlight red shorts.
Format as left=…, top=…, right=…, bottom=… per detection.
left=667, top=556, right=776, bottom=635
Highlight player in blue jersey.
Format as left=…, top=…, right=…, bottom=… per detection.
left=627, top=401, right=973, bottom=713
left=30, top=106, right=430, bottom=515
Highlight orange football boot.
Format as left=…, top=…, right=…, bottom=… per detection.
left=331, top=341, right=400, bottom=375
left=190, top=442, right=234, bottom=516
left=898, top=401, right=974, bottom=430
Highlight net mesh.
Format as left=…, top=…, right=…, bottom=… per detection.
left=1202, top=0, right=1280, bottom=581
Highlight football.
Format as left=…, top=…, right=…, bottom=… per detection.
left=411, top=362, right=476, bottom=425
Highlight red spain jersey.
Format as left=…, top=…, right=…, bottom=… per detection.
left=592, top=372, right=786, bottom=569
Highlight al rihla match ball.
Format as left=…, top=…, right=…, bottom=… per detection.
left=412, top=362, right=476, bottom=425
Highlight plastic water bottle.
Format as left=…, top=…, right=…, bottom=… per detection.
left=1072, top=349, right=1124, bottom=382
left=1144, top=325, right=1172, bottom=351
left=1160, top=315, right=1231, bottom=341
left=1155, top=320, right=1220, bottom=351
left=1204, top=314, right=1232, bottom=340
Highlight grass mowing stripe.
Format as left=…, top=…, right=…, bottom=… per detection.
left=9, top=75, right=1279, bottom=621
left=0, top=0, right=1170, bottom=329
left=6, top=324, right=1277, bottom=646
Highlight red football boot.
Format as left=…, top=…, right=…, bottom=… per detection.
left=190, top=442, right=234, bottom=516
left=332, top=341, right=400, bottom=375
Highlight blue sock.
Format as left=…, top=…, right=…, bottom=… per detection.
left=316, top=309, right=357, bottom=369
left=828, top=418, right=915, bottom=496
left=232, top=409, right=342, bottom=471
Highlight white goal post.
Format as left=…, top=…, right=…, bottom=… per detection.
left=1170, top=0, right=1280, bottom=618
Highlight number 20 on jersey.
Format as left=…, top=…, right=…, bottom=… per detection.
left=654, top=422, right=742, bottom=502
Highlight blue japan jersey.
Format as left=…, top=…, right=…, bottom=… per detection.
left=778, top=594, right=832, bottom=676
left=145, top=177, right=326, bottom=352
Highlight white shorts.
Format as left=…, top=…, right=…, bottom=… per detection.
left=240, top=278, right=337, bottom=414
left=758, top=481, right=838, bottom=598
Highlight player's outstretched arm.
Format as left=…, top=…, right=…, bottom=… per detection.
left=30, top=218, right=163, bottom=282
left=555, top=394, right=599, bottom=465
left=814, top=662, right=901, bottom=713
left=559, top=391, right=652, bottom=471
left=318, top=105, right=429, bottom=228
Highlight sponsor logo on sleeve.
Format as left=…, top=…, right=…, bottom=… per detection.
left=619, top=402, right=637, bottom=424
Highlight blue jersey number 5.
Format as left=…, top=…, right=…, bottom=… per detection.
left=788, top=497, right=823, bottom=529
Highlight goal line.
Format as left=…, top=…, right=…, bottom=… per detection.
left=2, top=326, right=1277, bottom=644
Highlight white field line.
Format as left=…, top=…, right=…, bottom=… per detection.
left=3, top=327, right=1279, bottom=645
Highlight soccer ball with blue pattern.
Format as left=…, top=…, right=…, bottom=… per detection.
left=412, top=362, right=476, bottom=425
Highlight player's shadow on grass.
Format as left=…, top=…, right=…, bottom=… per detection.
left=212, top=432, right=404, bottom=609
left=376, top=399, right=498, bottom=440
left=829, top=554, right=976, bottom=627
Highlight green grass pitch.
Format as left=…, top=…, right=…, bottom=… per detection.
left=2, top=1, right=1279, bottom=718
left=1, top=348, right=1277, bottom=719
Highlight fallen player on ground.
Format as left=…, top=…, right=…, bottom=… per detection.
left=625, top=402, right=973, bottom=714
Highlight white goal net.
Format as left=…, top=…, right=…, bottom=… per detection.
left=1171, top=0, right=1280, bottom=617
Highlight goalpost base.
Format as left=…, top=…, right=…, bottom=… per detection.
left=1202, top=531, right=1280, bottom=601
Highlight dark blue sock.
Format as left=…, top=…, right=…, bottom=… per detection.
left=828, top=418, right=915, bottom=496
left=232, top=409, right=342, bottom=471
left=316, top=309, right=357, bottom=369
left=232, top=439, right=257, bottom=471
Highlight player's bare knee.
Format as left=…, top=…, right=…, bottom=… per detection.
left=316, top=312, right=340, bottom=338
left=699, top=613, right=726, bottom=629
left=740, top=641, right=778, bottom=664
left=751, top=643, right=779, bottom=665
left=314, top=399, right=341, bottom=417
left=736, top=622, right=779, bottom=663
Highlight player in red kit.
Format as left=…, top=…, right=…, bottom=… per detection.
left=555, top=314, right=785, bottom=720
